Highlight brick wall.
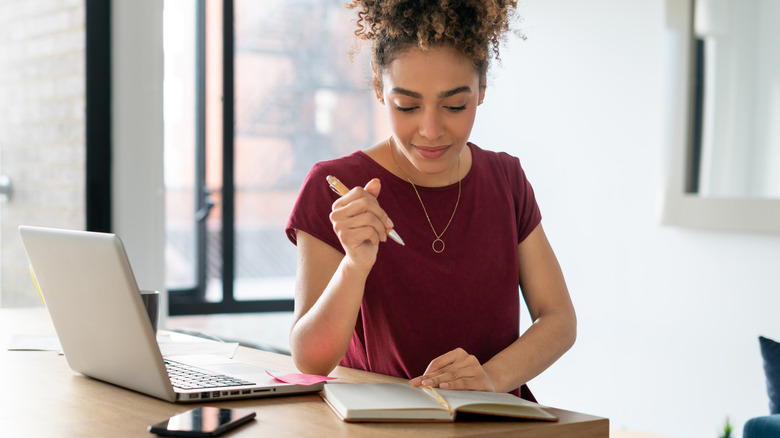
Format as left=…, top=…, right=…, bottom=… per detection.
left=0, top=0, right=86, bottom=307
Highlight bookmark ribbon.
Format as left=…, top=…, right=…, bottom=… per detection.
left=266, top=370, right=336, bottom=386
left=421, top=386, right=453, bottom=417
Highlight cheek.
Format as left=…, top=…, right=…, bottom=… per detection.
left=386, top=112, right=414, bottom=136
left=449, top=110, right=478, bottom=139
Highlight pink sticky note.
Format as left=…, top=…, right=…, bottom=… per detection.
left=266, top=370, right=336, bottom=386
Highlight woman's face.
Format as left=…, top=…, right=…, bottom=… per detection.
left=378, top=46, right=485, bottom=185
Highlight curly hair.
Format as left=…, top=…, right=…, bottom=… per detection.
left=346, top=0, right=519, bottom=86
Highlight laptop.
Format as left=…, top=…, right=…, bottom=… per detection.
left=18, top=225, right=324, bottom=403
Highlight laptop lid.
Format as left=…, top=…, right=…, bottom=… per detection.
left=19, top=225, right=176, bottom=401
left=18, top=226, right=324, bottom=403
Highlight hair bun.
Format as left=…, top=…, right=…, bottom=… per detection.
left=348, top=0, right=519, bottom=64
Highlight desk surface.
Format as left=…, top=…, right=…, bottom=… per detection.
left=0, top=308, right=608, bottom=437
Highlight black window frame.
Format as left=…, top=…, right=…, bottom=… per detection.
left=85, top=0, right=294, bottom=316
left=85, top=0, right=112, bottom=234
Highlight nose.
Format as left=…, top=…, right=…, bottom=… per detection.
left=418, top=109, right=443, bottom=140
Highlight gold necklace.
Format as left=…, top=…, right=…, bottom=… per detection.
left=388, top=139, right=461, bottom=254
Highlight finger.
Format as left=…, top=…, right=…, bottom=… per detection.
left=422, top=365, right=487, bottom=391
left=420, top=370, right=456, bottom=388
left=331, top=189, right=384, bottom=222
left=331, top=210, right=388, bottom=244
left=362, top=179, right=394, bottom=230
left=332, top=179, right=381, bottom=209
left=409, top=349, right=468, bottom=387
left=418, top=361, right=474, bottom=388
left=438, top=376, right=491, bottom=391
left=418, top=352, right=486, bottom=387
left=422, top=348, right=467, bottom=375
left=331, top=187, right=375, bottom=211
left=331, top=189, right=392, bottom=241
left=363, top=178, right=381, bottom=198
left=440, top=364, right=497, bottom=392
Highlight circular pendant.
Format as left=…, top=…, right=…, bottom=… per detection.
left=432, top=238, right=445, bottom=253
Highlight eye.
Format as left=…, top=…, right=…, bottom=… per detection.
left=446, top=105, right=467, bottom=112
left=394, top=105, right=417, bottom=113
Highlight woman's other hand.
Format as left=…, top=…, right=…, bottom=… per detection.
left=409, top=348, right=497, bottom=392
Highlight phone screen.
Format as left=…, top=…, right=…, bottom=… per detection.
left=148, top=407, right=256, bottom=437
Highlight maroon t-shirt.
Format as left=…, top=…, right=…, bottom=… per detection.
left=286, top=143, right=542, bottom=400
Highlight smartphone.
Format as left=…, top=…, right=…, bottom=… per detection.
left=148, top=407, right=256, bottom=437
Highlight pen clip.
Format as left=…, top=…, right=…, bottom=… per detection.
left=328, top=184, right=342, bottom=196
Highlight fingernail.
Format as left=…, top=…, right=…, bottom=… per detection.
left=440, top=382, right=450, bottom=389
left=386, top=217, right=394, bottom=228
left=422, top=379, right=433, bottom=386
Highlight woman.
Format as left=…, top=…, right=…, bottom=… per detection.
left=285, top=0, right=575, bottom=400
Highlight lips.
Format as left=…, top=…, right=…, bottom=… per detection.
left=414, top=145, right=450, bottom=160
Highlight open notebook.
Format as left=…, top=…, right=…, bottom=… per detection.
left=322, top=383, right=557, bottom=422
left=19, top=225, right=323, bottom=402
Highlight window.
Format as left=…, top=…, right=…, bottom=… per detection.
left=163, top=0, right=388, bottom=315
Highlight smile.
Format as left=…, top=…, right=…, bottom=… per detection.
left=414, top=145, right=450, bottom=160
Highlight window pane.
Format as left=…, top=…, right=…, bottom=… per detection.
left=233, top=0, right=387, bottom=301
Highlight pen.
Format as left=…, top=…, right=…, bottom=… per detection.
left=326, top=175, right=405, bottom=246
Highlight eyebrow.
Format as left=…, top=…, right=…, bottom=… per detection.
left=390, top=86, right=472, bottom=99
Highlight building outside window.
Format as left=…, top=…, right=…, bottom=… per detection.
left=163, top=0, right=390, bottom=314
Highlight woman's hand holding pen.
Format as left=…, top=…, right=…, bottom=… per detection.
left=409, top=348, right=498, bottom=392
left=329, top=178, right=394, bottom=271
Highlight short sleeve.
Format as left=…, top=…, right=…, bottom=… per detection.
left=285, top=162, right=344, bottom=253
left=497, top=152, right=542, bottom=243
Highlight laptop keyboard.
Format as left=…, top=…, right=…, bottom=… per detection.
left=165, top=360, right=256, bottom=390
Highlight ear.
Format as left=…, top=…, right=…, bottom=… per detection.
left=371, top=62, right=384, bottom=104
left=478, top=73, right=487, bottom=105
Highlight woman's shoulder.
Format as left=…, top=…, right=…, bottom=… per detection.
left=307, top=151, right=371, bottom=179
left=305, top=150, right=388, bottom=191
left=311, top=150, right=371, bottom=173
left=469, top=142, right=525, bottom=174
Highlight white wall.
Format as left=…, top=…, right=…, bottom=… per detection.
left=471, top=1, right=780, bottom=436
left=112, top=1, right=167, bottom=319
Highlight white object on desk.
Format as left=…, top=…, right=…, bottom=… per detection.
left=7, top=333, right=238, bottom=358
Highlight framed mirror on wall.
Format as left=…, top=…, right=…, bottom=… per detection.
left=661, top=0, right=780, bottom=233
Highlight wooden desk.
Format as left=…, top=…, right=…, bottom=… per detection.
left=0, top=308, right=608, bottom=437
